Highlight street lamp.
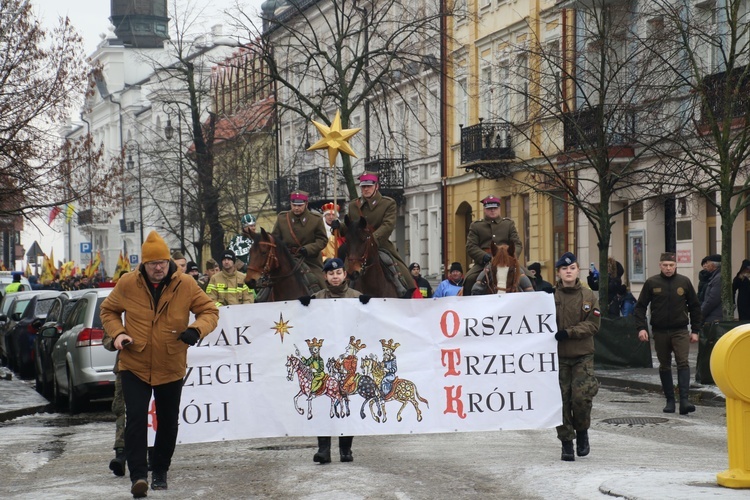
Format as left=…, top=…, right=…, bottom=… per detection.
left=164, top=114, right=186, bottom=254
left=125, top=145, right=144, bottom=247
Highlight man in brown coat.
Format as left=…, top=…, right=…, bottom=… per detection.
left=271, top=190, right=328, bottom=289
left=347, top=171, right=414, bottom=296
left=463, top=195, right=523, bottom=295
left=100, top=231, right=219, bottom=497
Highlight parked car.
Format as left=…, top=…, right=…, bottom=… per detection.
left=35, top=290, right=90, bottom=397
left=0, top=290, right=42, bottom=368
left=7, top=291, right=60, bottom=378
left=51, top=288, right=116, bottom=413
left=0, top=271, right=31, bottom=298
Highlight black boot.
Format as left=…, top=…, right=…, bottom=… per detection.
left=339, top=436, right=354, bottom=462
left=561, top=441, right=575, bottom=461
left=314, top=437, right=331, bottom=464
left=678, top=368, right=695, bottom=415
left=659, top=370, right=676, bottom=413
left=575, top=430, right=590, bottom=457
left=109, top=447, right=126, bottom=477
left=151, top=470, right=167, bottom=490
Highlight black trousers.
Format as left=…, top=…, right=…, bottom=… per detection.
left=121, top=370, right=184, bottom=481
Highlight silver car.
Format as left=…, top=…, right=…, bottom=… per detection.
left=51, top=288, right=116, bottom=413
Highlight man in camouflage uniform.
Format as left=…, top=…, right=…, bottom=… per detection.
left=464, top=195, right=523, bottom=295
left=347, top=172, right=414, bottom=296
left=271, top=190, right=328, bottom=290
left=553, top=251, right=600, bottom=462
left=228, top=214, right=256, bottom=272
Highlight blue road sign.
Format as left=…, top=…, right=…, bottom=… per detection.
left=80, top=242, right=92, bottom=254
left=129, top=255, right=139, bottom=265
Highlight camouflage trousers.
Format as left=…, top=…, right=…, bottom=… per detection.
left=112, top=372, right=125, bottom=450
left=556, top=354, right=599, bottom=442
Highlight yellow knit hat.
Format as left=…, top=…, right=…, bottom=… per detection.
left=141, top=231, right=171, bottom=263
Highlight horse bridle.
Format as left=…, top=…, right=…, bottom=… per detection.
left=347, top=232, right=378, bottom=276
left=246, top=235, right=306, bottom=288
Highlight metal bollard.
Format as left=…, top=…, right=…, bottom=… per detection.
left=711, top=324, right=750, bottom=488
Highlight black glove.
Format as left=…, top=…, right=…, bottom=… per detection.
left=359, top=295, right=371, bottom=304
left=179, top=328, right=200, bottom=346
left=482, top=254, right=491, bottom=265
left=555, top=329, right=569, bottom=341
left=330, top=220, right=341, bottom=231
left=299, top=295, right=314, bottom=306
left=298, top=247, right=308, bottom=258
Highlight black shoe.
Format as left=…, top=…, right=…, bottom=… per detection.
left=313, top=450, right=331, bottom=463
left=151, top=471, right=168, bottom=490
left=340, top=450, right=353, bottom=462
left=679, top=399, right=696, bottom=415
left=109, top=448, right=126, bottom=477
left=131, top=478, right=148, bottom=498
left=575, top=430, right=590, bottom=457
left=663, top=399, right=676, bottom=413
left=561, top=441, right=575, bottom=461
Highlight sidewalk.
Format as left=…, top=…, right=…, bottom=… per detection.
left=0, top=367, right=51, bottom=423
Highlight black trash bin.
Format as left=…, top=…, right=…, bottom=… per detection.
left=594, top=316, right=653, bottom=369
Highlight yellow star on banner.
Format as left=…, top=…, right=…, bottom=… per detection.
left=307, top=110, right=362, bottom=167
left=272, top=312, right=293, bottom=343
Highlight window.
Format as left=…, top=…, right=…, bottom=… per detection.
left=631, top=201, right=644, bottom=221
left=480, top=65, right=493, bottom=120
left=497, top=63, right=510, bottom=122
left=456, top=77, right=468, bottom=136
left=552, top=194, right=568, bottom=260
left=522, top=194, right=530, bottom=262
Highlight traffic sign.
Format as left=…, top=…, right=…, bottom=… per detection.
left=80, top=242, right=92, bottom=254
left=130, top=255, right=139, bottom=265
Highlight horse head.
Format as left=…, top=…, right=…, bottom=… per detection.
left=344, top=215, right=377, bottom=281
left=245, top=228, right=279, bottom=289
left=489, top=242, right=520, bottom=294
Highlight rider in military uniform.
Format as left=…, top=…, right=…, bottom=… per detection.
left=271, top=191, right=328, bottom=290
left=463, top=195, right=523, bottom=295
left=228, top=214, right=256, bottom=272
left=347, top=172, right=415, bottom=297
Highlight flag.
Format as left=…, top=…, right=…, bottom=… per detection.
left=60, top=261, right=75, bottom=279
left=25, top=262, right=32, bottom=277
left=113, top=252, right=131, bottom=281
left=47, top=249, right=57, bottom=279
left=65, top=204, right=74, bottom=223
left=40, top=254, right=53, bottom=283
left=87, top=250, right=101, bottom=278
left=48, top=206, right=62, bottom=225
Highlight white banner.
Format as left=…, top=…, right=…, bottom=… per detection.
left=146, top=293, right=561, bottom=445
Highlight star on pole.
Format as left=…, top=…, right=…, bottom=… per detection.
left=307, top=110, right=362, bottom=167
left=271, top=312, right=293, bottom=343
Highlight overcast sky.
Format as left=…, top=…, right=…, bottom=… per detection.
left=31, top=0, right=264, bottom=55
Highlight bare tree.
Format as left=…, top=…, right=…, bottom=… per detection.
left=499, top=0, right=685, bottom=314
left=648, top=0, right=750, bottom=320
left=230, top=0, right=451, bottom=198
left=0, top=1, right=115, bottom=220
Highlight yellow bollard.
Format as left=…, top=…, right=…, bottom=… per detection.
left=711, top=323, right=750, bottom=488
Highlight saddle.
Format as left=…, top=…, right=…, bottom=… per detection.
left=295, top=258, right=323, bottom=295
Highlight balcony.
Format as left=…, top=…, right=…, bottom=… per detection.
left=701, top=64, right=750, bottom=124
left=78, top=209, right=93, bottom=226
left=364, top=156, right=406, bottom=203
left=268, top=176, right=293, bottom=207
left=460, top=121, right=515, bottom=179
left=563, top=105, right=635, bottom=152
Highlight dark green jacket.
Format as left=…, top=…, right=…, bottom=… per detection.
left=554, top=279, right=600, bottom=358
left=634, top=272, right=702, bottom=333
left=271, top=209, right=328, bottom=270
left=466, top=217, right=522, bottom=266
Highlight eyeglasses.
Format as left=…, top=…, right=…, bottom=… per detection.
left=145, top=260, right=169, bottom=268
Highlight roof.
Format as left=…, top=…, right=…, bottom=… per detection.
left=188, top=96, right=275, bottom=153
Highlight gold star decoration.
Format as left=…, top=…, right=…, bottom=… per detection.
left=271, top=312, right=293, bottom=343
left=307, top=110, right=362, bottom=167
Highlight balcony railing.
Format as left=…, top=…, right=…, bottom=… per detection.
left=268, top=176, right=293, bottom=206
left=701, top=64, right=750, bottom=123
left=460, top=121, right=514, bottom=164
left=298, top=168, right=323, bottom=199
left=563, top=105, right=635, bottom=151
left=78, top=209, right=93, bottom=226
left=364, top=156, right=406, bottom=202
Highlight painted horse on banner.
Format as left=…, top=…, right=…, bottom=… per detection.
left=360, top=355, right=428, bottom=422
left=286, top=355, right=347, bottom=420
left=327, top=357, right=387, bottom=423
left=471, top=241, right=534, bottom=295
left=245, top=228, right=321, bottom=302
left=342, top=216, right=416, bottom=298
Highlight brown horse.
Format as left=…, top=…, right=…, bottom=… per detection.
left=472, top=241, right=532, bottom=295
left=244, top=228, right=311, bottom=302
left=342, top=216, right=409, bottom=298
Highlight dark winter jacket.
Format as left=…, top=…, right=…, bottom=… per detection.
left=701, top=266, right=723, bottom=323
left=634, top=272, right=702, bottom=333
left=733, top=263, right=750, bottom=321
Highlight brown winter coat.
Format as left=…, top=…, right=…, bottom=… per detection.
left=554, top=279, right=600, bottom=358
left=271, top=209, right=328, bottom=270
left=100, top=263, right=219, bottom=386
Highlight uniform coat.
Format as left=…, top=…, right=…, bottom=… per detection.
left=100, top=263, right=219, bottom=386
left=464, top=216, right=522, bottom=293
left=272, top=209, right=328, bottom=270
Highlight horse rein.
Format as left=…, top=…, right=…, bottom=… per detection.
left=347, top=232, right=378, bottom=276
left=246, top=236, right=306, bottom=287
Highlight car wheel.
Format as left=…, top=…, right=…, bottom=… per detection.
left=67, top=369, right=87, bottom=414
